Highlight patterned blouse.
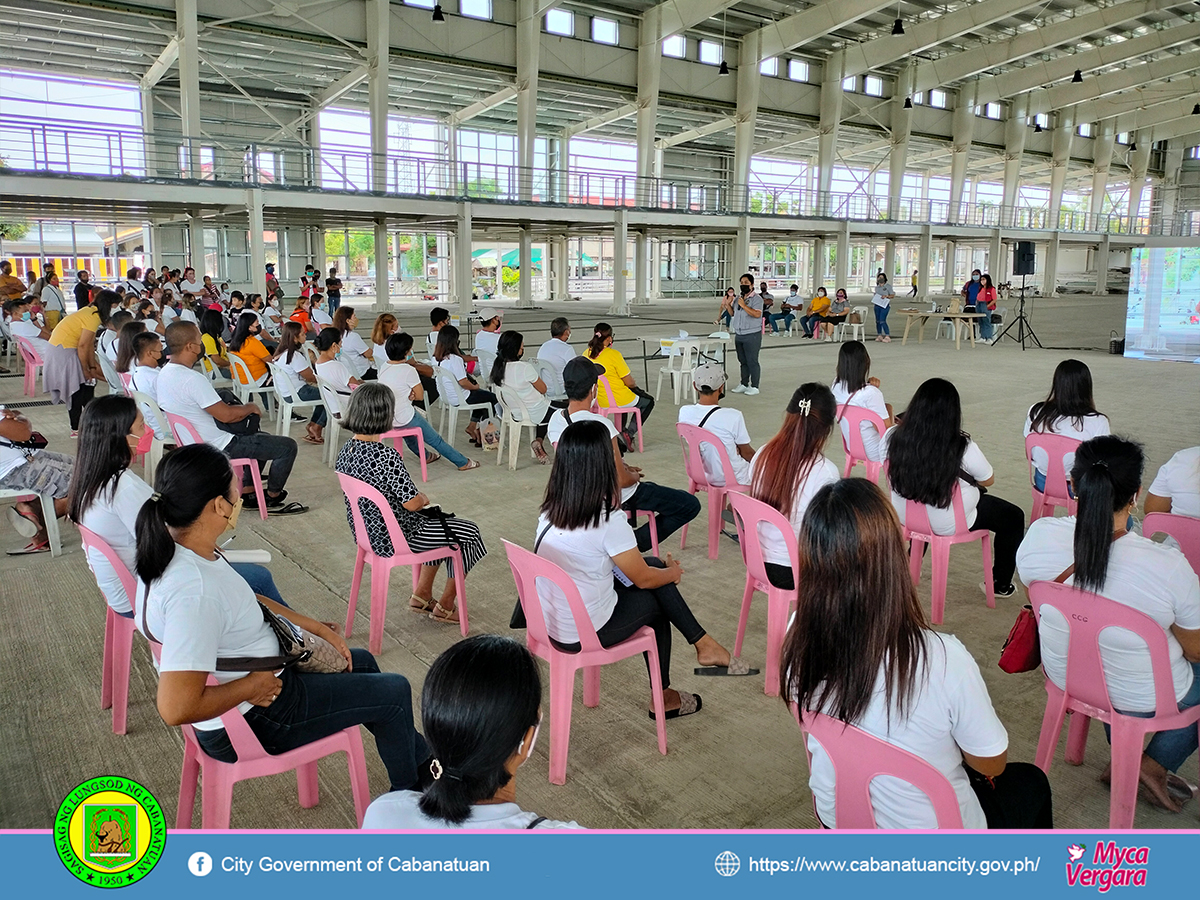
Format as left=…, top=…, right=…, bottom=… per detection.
left=336, top=438, right=425, bottom=557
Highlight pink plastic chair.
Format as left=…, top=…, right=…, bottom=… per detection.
left=381, top=426, right=428, bottom=483
left=177, top=675, right=370, bottom=828
left=727, top=492, right=799, bottom=696
left=597, top=374, right=644, bottom=452
left=15, top=337, right=44, bottom=397
left=792, top=706, right=965, bottom=828
left=1025, top=432, right=1081, bottom=522
left=118, top=371, right=133, bottom=395
left=627, top=509, right=659, bottom=556
left=677, top=422, right=749, bottom=560
left=901, top=484, right=994, bottom=625
left=77, top=525, right=137, bottom=736
left=1142, top=512, right=1200, bottom=576
left=164, top=412, right=268, bottom=520
left=338, top=473, right=469, bottom=651
left=502, top=540, right=667, bottom=785
left=835, top=403, right=887, bottom=483
left=1029, top=579, right=1200, bottom=829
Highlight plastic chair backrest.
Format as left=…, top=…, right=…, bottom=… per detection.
left=903, top=482, right=971, bottom=537
left=97, top=350, right=125, bottom=392
left=336, top=472, right=414, bottom=560
left=536, top=358, right=566, bottom=398
left=315, top=375, right=348, bottom=420
left=676, top=421, right=742, bottom=491
left=796, top=707, right=965, bottom=829
left=475, top=349, right=497, bottom=384
left=502, top=540, right=606, bottom=654
left=597, top=374, right=626, bottom=409
left=16, top=336, right=43, bottom=364
left=164, top=411, right=204, bottom=447
left=836, top=403, right=887, bottom=461
left=1025, top=431, right=1081, bottom=497
left=77, top=524, right=137, bottom=614
left=229, top=352, right=257, bottom=387
left=432, top=361, right=466, bottom=406
left=727, top=491, right=800, bottom=592
left=130, top=389, right=168, bottom=440
left=266, top=360, right=304, bottom=403
left=1142, top=512, right=1200, bottom=576
left=1029, top=579, right=1181, bottom=718
left=496, top=381, right=537, bottom=424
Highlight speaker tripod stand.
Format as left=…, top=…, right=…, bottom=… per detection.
left=993, top=274, right=1042, bottom=350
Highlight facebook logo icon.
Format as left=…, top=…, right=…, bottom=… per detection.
left=188, top=852, right=213, bottom=877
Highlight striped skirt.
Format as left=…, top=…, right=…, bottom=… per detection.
left=402, top=515, right=486, bottom=580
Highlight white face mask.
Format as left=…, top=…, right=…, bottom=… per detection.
left=517, top=717, right=542, bottom=766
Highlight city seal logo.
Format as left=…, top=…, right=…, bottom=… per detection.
left=54, top=776, right=166, bottom=888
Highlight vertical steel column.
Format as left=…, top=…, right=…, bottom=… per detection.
left=515, top=0, right=540, bottom=202
left=1048, top=106, right=1075, bottom=229
left=1001, top=94, right=1028, bottom=227
left=947, top=82, right=976, bottom=225
left=731, top=30, right=762, bottom=211
left=816, top=51, right=845, bottom=216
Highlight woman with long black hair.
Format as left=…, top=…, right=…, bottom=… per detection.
left=490, top=330, right=553, bottom=463
left=883, top=378, right=1025, bottom=597
left=136, top=443, right=428, bottom=792
left=1023, top=358, right=1110, bottom=494
left=831, top=340, right=893, bottom=464
left=229, top=311, right=272, bottom=387
left=782, top=478, right=1052, bottom=829
left=270, top=321, right=327, bottom=445
left=434, top=325, right=496, bottom=447
left=363, top=635, right=582, bottom=829
left=198, top=308, right=231, bottom=376
left=1017, top=436, right=1200, bottom=814
left=536, top=420, right=755, bottom=721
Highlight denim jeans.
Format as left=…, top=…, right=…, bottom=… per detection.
left=194, top=648, right=429, bottom=792
left=800, top=313, right=822, bottom=337
left=768, top=311, right=795, bottom=333
left=624, top=481, right=702, bottom=552
left=718, top=310, right=732, bottom=327
left=224, top=432, right=298, bottom=496
left=282, top=384, right=327, bottom=427
left=874, top=304, right=890, bottom=337
left=976, top=306, right=995, bottom=340
left=399, top=410, right=469, bottom=468
left=228, top=562, right=287, bottom=606
left=733, top=331, right=762, bottom=387
left=1106, top=661, right=1200, bottom=772
left=1033, top=469, right=1076, bottom=498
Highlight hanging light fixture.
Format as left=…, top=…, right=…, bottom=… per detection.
left=1072, top=69, right=1083, bottom=83
left=903, top=97, right=913, bottom=109
left=432, top=4, right=445, bottom=22
left=1128, top=141, right=1137, bottom=152
left=719, top=60, right=730, bottom=76
left=891, top=1, right=904, bottom=35
left=1034, top=121, right=1043, bottom=133
left=1192, top=103, right=1200, bottom=115
left=719, top=10, right=730, bottom=75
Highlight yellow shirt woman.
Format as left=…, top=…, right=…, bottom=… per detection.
left=49, top=306, right=101, bottom=349
left=810, top=294, right=831, bottom=317
left=200, top=333, right=229, bottom=374
left=591, top=346, right=637, bottom=407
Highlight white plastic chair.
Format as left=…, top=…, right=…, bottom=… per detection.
left=96, top=351, right=126, bottom=395
left=0, top=487, right=62, bottom=556
left=229, top=353, right=274, bottom=414
left=315, top=375, right=352, bottom=468
left=834, top=307, right=868, bottom=342
left=266, top=361, right=323, bottom=437
left=654, top=339, right=699, bottom=405
left=535, top=357, right=567, bottom=402
left=474, top=349, right=497, bottom=388
left=432, top=363, right=493, bottom=448
left=495, top=383, right=544, bottom=470
left=0, top=316, right=14, bottom=366
left=129, top=389, right=168, bottom=483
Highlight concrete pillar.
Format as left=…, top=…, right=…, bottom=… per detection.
left=835, top=222, right=850, bottom=292
left=1002, top=94, right=1028, bottom=227
left=918, top=226, right=932, bottom=298
left=943, top=240, right=956, bottom=291
left=188, top=217, right=206, bottom=272
left=1048, top=107, right=1075, bottom=230
left=948, top=83, right=976, bottom=225
left=1154, top=140, right=1185, bottom=234
left=373, top=220, right=389, bottom=312
left=140, top=87, right=158, bottom=178
left=816, top=51, right=845, bottom=216
left=1089, top=120, right=1116, bottom=228
left=633, top=231, right=649, bottom=305
left=1095, top=233, right=1110, bottom=294
left=515, top=0, right=540, bottom=202
left=735, top=218, right=751, bottom=277
left=812, top=237, right=825, bottom=295
left=988, top=229, right=1002, bottom=280
left=554, top=236, right=569, bottom=300
left=888, top=63, right=915, bottom=220
left=635, top=6, right=662, bottom=199
left=609, top=209, right=629, bottom=316
left=1126, top=133, right=1152, bottom=232
left=177, top=0, right=202, bottom=178
left=650, top=238, right=661, bottom=300
left=455, top=203, right=473, bottom=316
left=1043, top=231, right=1061, bottom=297
left=247, top=190, right=266, bottom=297
left=518, top=226, right=533, bottom=308
left=367, top=0, right=390, bottom=192
left=884, top=239, right=896, bottom=283
left=731, top=30, right=763, bottom=208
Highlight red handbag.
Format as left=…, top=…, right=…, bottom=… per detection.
left=998, top=604, right=1040, bottom=674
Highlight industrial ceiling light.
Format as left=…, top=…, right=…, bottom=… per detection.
left=1034, top=122, right=1043, bottom=133
left=1192, top=102, right=1200, bottom=115
left=432, top=4, right=445, bottom=22
left=719, top=10, right=729, bottom=76
left=903, top=97, right=913, bottom=109
left=892, top=18, right=904, bottom=35
left=1128, top=141, right=1137, bottom=151
left=1072, top=69, right=1083, bottom=83
left=719, top=60, right=730, bottom=75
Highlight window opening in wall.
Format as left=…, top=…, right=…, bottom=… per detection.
left=787, top=59, right=809, bottom=82
left=699, top=40, right=722, bottom=66
left=459, top=0, right=491, bottom=20
left=545, top=9, right=573, bottom=36
left=662, top=34, right=685, bottom=57
left=842, top=75, right=857, bottom=92
left=1077, top=122, right=1094, bottom=137
left=759, top=58, right=778, bottom=77
left=864, top=75, right=883, bottom=97
left=591, top=16, right=618, bottom=44
left=929, top=89, right=947, bottom=108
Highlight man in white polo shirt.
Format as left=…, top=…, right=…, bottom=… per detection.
left=677, top=363, right=754, bottom=488
left=535, top=317, right=575, bottom=388
left=473, top=307, right=503, bottom=355
left=157, top=321, right=307, bottom=515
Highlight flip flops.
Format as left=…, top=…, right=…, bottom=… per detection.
left=302, top=433, right=324, bottom=444
left=694, top=657, right=759, bottom=677
left=7, top=507, right=38, bottom=538
left=267, top=501, right=309, bottom=516
left=457, top=459, right=481, bottom=471
left=424, top=450, right=441, bottom=464
left=7, top=537, right=49, bottom=555
left=649, top=691, right=702, bottom=720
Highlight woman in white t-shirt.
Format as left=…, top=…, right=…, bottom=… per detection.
left=831, top=340, right=893, bottom=463
left=748, top=383, right=841, bottom=590
left=783, top=477, right=1052, bottom=829
left=136, top=442, right=429, bottom=792
left=378, top=333, right=479, bottom=471
left=1024, top=358, right=1111, bottom=492
left=270, top=321, right=327, bottom=444
left=489, top=330, right=553, bottom=463
left=536, top=421, right=756, bottom=721
left=314, top=326, right=362, bottom=420
left=1145, top=446, right=1200, bottom=521
left=434, top=325, right=497, bottom=447
left=883, top=378, right=1025, bottom=597
left=1016, top=436, right=1200, bottom=814
left=334, top=306, right=375, bottom=379
left=371, top=313, right=399, bottom=366
left=871, top=273, right=895, bottom=342
left=67, top=396, right=287, bottom=615
left=364, top=635, right=581, bottom=830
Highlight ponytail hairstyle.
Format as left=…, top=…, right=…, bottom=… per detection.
left=114, top=320, right=147, bottom=373
left=833, top=340, right=871, bottom=393
left=1029, top=358, right=1101, bottom=434
left=1069, top=436, right=1143, bottom=593
left=750, top=383, right=837, bottom=520
left=68, top=395, right=139, bottom=524
left=135, top=444, right=234, bottom=586
left=490, top=330, right=523, bottom=387
left=887, top=378, right=969, bottom=509
left=417, top=635, right=542, bottom=825
left=315, top=326, right=342, bottom=354
left=272, top=320, right=305, bottom=365
left=434, top=325, right=461, bottom=362
left=587, top=322, right=612, bottom=359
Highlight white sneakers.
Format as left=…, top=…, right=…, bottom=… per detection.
left=744, top=387, right=760, bottom=395
left=732, top=384, right=747, bottom=393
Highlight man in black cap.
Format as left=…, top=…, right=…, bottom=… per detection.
left=546, top=357, right=699, bottom=552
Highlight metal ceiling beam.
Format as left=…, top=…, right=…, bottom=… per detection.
left=1032, top=51, right=1200, bottom=117
left=843, top=0, right=1045, bottom=81
left=660, top=0, right=741, bottom=40
left=656, top=116, right=735, bottom=149
left=1108, top=94, right=1200, bottom=133
left=448, top=86, right=518, bottom=126
left=140, top=35, right=179, bottom=90
left=752, top=0, right=897, bottom=62
left=565, top=102, right=637, bottom=139
left=976, top=19, right=1200, bottom=104
left=317, top=64, right=369, bottom=107
left=913, top=0, right=1192, bottom=94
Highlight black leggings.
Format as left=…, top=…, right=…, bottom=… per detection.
left=69, top=383, right=95, bottom=430
left=466, top=388, right=497, bottom=422
left=971, top=493, right=1026, bottom=589
left=551, top=558, right=705, bottom=691
left=967, top=762, right=1054, bottom=828
left=535, top=406, right=555, bottom=440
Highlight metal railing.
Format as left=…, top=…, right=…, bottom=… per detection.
left=1, top=120, right=1195, bottom=237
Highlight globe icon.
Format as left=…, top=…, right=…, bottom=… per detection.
left=714, top=850, right=741, bottom=877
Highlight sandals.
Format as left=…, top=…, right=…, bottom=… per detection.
left=649, top=691, right=702, bottom=720
left=7, top=537, right=50, bottom=555
left=267, top=501, right=309, bottom=516
left=7, top=507, right=38, bottom=539
left=457, top=459, right=481, bottom=471
left=531, top=439, right=549, bottom=464
left=302, top=433, right=324, bottom=445
left=424, top=450, right=441, bottom=464
left=429, top=601, right=460, bottom=625
left=694, top=656, right=759, bottom=677
left=409, top=593, right=436, bottom=613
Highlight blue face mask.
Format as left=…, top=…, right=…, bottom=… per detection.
left=21, top=311, right=31, bottom=322
left=972, top=274, right=980, bottom=281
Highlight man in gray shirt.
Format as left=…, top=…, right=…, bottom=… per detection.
left=731, top=274, right=763, bottom=395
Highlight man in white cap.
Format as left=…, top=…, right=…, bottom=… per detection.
left=474, top=307, right=503, bottom=355
left=677, top=363, right=754, bottom=488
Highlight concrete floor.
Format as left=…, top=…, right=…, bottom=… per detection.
left=1, top=291, right=1197, bottom=830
